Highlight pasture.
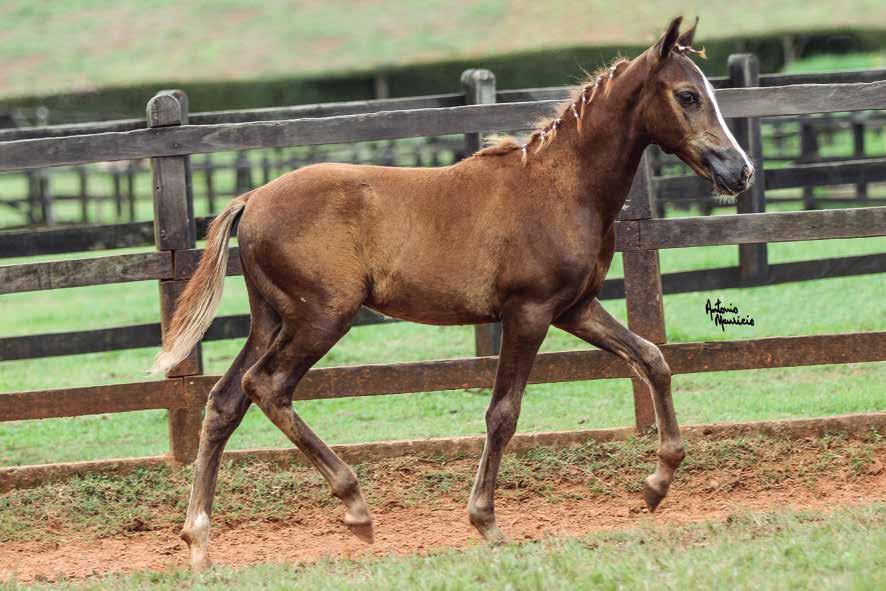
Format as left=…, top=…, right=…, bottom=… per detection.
left=1, top=229, right=885, bottom=466
left=3, top=1, right=886, bottom=98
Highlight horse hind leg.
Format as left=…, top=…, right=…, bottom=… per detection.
left=241, top=306, right=373, bottom=533
left=180, top=283, right=279, bottom=570
left=555, top=297, right=685, bottom=512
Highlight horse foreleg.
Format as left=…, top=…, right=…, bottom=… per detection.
left=468, top=305, right=551, bottom=543
left=555, top=297, right=685, bottom=511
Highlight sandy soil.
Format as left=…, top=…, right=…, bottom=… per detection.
left=2, top=454, right=884, bottom=583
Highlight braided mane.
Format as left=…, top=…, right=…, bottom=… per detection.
left=475, top=44, right=705, bottom=166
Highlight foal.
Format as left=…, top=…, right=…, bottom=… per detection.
left=153, top=17, right=753, bottom=569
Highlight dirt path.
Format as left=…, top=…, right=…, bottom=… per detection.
left=3, top=468, right=884, bottom=583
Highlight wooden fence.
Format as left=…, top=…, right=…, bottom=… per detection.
left=3, top=109, right=882, bottom=229
left=2, top=61, right=886, bottom=230
left=1, top=61, right=885, bottom=483
left=0, top=138, right=468, bottom=228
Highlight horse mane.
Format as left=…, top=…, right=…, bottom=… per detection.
left=474, top=44, right=704, bottom=165
left=473, top=57, right=630, bottom=164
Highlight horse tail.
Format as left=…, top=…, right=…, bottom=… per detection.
left=149, top=193, right=251, bottom=375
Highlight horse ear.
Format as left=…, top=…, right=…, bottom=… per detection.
left=677, top=17, right=698, bottom=48
left=654, top=16, right=683, bottom=61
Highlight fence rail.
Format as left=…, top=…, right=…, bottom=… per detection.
left=1, top=61, right=885, bottom=480
left=3, top=207, right=883, bottom=295
left=3, top=67, right=885, bottom=143
left=3, top=331, right=883, bottom=424
left=3, top=82, right=886, bottom=172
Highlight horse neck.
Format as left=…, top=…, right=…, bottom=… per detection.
left=532, top=71, right=650, bottom=226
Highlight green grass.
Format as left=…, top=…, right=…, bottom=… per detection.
left=2, top=1, right=886, bottom=99
left=1, top=228, right=884, bottom=466
left=785, top=51, right=886, bottom=72
left=6, top=504, right=885, bottom=590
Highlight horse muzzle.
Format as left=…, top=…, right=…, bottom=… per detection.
left=703, top=148, right=754, bottom=196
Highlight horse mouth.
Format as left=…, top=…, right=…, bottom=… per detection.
left=709, top=171, right=746, bottom=197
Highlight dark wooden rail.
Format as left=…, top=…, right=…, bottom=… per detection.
left=2, top=67, right=884, bottom=143
left=3, top=331, right=883, bottom=422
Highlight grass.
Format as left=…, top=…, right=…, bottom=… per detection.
left=784, top=51, right=886, bottom=72
left=85, top=505, right=886, bottom=591
left=5, top=503, right=886, bottom=589
left=2, top=1, right=886, bottom=99
left=1, top=426, right=883, bottom=588
left=1, top=219, right=884, bottom=466
left=0, top=66, right=884, bottom=466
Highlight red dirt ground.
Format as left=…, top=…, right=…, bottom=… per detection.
left=2, top=465, right=884, bottom=583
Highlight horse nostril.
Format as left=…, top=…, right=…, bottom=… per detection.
left=741, top=165, right=753, bottom=182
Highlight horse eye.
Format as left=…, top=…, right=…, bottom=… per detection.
left=677, top=91, right=699, bottom=106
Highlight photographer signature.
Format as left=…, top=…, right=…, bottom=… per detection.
left=705, top=298, right=755, bottom=332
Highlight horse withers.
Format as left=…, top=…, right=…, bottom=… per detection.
left=152, top=16, right=753, bottom=570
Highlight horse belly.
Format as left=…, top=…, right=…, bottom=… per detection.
left=365, top=262, right=499, bottom=326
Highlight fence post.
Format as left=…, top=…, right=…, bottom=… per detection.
left=126, top=161, right=137, bottom=221
left=147, top=89, right=203, bottom=465
left=799, top=119, right=819, bottom=210
left=204, top=155, right=216, bottom=213
left=852, top=116, right=868, bottom=201
left=462, top=68, right=502, bottom=357
left=621, top=152, right=665, bottom=431
left=728, top=54, right=768, bottom=282
left=78, top=166, right=89, bottom=224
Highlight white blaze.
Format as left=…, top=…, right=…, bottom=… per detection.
left=688, top=60, right=754, bottom=173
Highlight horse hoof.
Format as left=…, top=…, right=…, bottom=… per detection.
left=473, top=522, right=506, bottom=545
left=344, top=510, right=373, bottom=527
left=643, top=478, right=666, bottom=513
left=191, top=556, right=213, bottom=572
left=344, top=510, right=374, bottom=543
left=346, top=521, right=375, bottom=544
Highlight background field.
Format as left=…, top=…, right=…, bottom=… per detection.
left=2, top=0, right=886, bottom=99
left=2, top=224, right=883, bottom=466
left=2, top=93, right=885, bottom=467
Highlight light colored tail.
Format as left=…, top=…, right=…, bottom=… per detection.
left=149, top=194, right=249, bottom=375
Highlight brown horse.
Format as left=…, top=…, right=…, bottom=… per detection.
left=152, top=16, right=753, bottom=569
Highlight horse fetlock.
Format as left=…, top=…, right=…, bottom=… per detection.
left=181, top=512, right=212, bottom=569
left=468, top=498, right=495, bottom=527
left=658, top=443, right=686, bottom=469
left=330, top=468, right=360, bottom=499
left=468, top=502, right=506, bottom=544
